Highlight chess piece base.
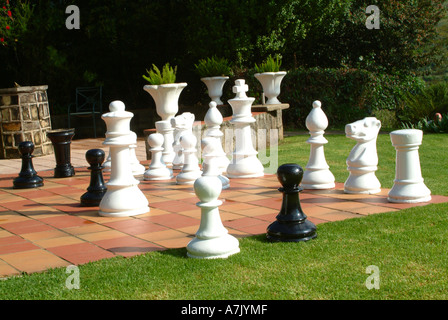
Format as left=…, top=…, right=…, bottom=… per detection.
left=144, top=167, right=173, bottom=181
left=54, top=165, right=75, bottom=178
left=227, top=157, right=264, bottom=179
left=187, top=235, right=240, bottom=259
left=344, top=171, right=381, bottom=194
left=266, top=220, right=317, bottom=242
left=80, top=191, right=107, bottom=207
left=98, top=185, right=149, bottom=217
left=13, top=176, right=43, bottom=189
left=387, top=181, right=431, bottom=203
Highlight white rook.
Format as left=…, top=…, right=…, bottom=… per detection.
left=388, top=129, right=431, bottom=203
left=98, top=101, right=150, bottom=217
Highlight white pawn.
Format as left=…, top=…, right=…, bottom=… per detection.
left=388, top=129, right=431, bottom=203
left=186, top=175, right=240, bottom=259
left=204, top=101, right=230, bottom=173
left=176, top=133, right=202, bottom=185
left=202, top=137, right=230, bottom=190
left=301, top=100, right=335, bottom=189
left=129, top=131, right=145, bottom=176
left=144, top=133, right=173, bottom=181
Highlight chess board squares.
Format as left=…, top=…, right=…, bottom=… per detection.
left=46, top=242, right=115, bottom=265
left=93, top=235, right=164, bottom=257
left=0, top=249, right=69, bottom=275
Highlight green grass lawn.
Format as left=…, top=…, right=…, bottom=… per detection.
left=1, top=133, right=447, bottom=300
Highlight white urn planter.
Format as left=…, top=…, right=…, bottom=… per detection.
left=143, top=83, right=187, bottom=120
left=200, top=76, right=229, bottom=105
left=254, top=71, right=287, bottom=105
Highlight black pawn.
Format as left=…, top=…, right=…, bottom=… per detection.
left=80, top=149, right=107, bottom=207
left=266, top=163, right=317, bottom=242
left=13, top=141, right=44, bottom=189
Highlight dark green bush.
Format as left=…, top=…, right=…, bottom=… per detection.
left=280, top=68, right=425, bottom=129
left=398, top=81, right=448, bottom=124
left=401, top=112, right=448, bottom=133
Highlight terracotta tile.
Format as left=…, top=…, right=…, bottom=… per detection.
left=93, top=236, right=163, bottom=257
left=20, top=229, right=68, bottom=241
left=225, top=194, right=269, bottom=202
left=0, top=240, right=40, bottom=255
left=176, top=225, right=199, bottom=235
left=223, top=217, right=267, bottom=229
left=0, top=211, right=30, bottom=224
left=103, top=218, right=168, bottom=235
left=232, top=221, right=270, bottom=235
left=47, top=242, right=115, bottom=265
left=150, top=200, right=198, bottom=213
left=0, top=219, right=55, bottom=235
left=316, top=211, right=363, bottom=222
left=0, top=259, right=20, bottom=278
left=40, top=215, right=91, bottom=229
left=0, top=229, right=13, bottom=238
left=78, top=230, right=128, bottom=242
left=45, top=186, right=86, bottom=196
left=33, top=236, right=85, bottom=248
left=151, top=236, right=192, bottom=249
left=176, top=209, right=201, bottom=219
left=1, top=249, right=69, bottom=274
left=0, top=199, right=39, bottom=211
left=218, top=210, right=246, bottom=221
left=146, top=213, right=200, bottom=229
left=247, top=198, right=282, bottom=210
left=0, top=193, right=28, bottom=203
left=303, top=206, right=340, bottom=217
left=137, top=229, right=191, bottom=242
left=0, top=235, right=26, bottom=246
left=161, top=192, right=197, bottom=200
left=242, top=187, right=277, bottom=194
left=350, top=206, right=399, bottom=215
left=319, top=201, right=370, bottom=211
left=13, top=189, right=59, bottom=199
left=220, top=202, right=262, bottom=213
left=63, top=223, right=110, bottom=236
left=307, top=216, right=330, bottom=225
left=237, top=206, right=277, bottom=217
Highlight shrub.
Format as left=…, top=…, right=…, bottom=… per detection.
left=401, top=113, right=448, bottom=133
left=254, top=54, right=282, bottom=73
left=398, top=81, right=448, bottom=124
left=143, top=63, right=177, bottom=85
left=195, top=56, right=233, bottom=78
left=280, top=67, right=425, bottom=130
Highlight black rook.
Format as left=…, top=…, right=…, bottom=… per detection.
left=46, top=128, right=75, bottom=178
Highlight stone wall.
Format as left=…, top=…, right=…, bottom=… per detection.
left=0, top=86, right=53, bottom=159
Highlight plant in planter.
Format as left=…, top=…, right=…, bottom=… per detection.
left=254, top=54, right=287, bottom=105
left=143, top=63, right=187, bottom=121
left=195, top=56, right=233, bottom=105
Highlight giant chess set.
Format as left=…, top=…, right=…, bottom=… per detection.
left=11, top=78, right=433, bottom=260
